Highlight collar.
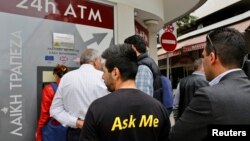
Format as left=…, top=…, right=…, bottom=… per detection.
left=209, top=68, right=241, bottom=86
left=137, top=53, right=148, bottom=61
left=80, top=64, right=96, bottom=70
left=192, top=71, right=205, bottom=76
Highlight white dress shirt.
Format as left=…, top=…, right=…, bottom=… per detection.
left=50, top=64, right=109, bottom=128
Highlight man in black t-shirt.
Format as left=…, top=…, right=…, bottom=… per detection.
left=79, top=44, right=170, bottom=141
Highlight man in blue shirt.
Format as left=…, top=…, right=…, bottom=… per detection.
left=124, top=35, right=162, bottom=102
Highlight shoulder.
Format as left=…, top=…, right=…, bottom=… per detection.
left=43, top=84, right=54, bottom=91
left=138, top=65, right=152, bottom=74
left=60, top=68, right=81, bottom=81
left=95, top=69, right=104, bottom=77
left=193, top=75, right=208, bottom=84
left=92, top=89, right=155, bottom=105
left=61, top=69, right=76, bottom=78
left=182, top=74, right=207, bottom=84
left=196, top=74, right=250, bottom=106
left=42, top=84, right=55, bottom=98
left=161, top=76, right=170, bottom=82
left=139, top=56, right=157, bottom=67
left=137, top=65, right=153, bottom=81
left=87, top=91, right=124, bottom=112
left=194, top=84, right=221, bottom=102
left=88, top=95, right=108, bottom=109
left=140, top=56, right=155, bottom=63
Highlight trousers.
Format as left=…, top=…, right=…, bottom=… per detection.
left=67, top=128, right=81, bottom=141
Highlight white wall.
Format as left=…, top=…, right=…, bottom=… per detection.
left=191, top=0, right=241, bottom=18
left=108, top=0, right=164, bottom=20
left=116, top=3, right=135, bottom=43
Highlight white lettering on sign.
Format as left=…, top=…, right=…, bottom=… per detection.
left=162, top=39, right=176, bottom=44
left=16, top=0, right=103, bottom=22
left=64, top=4, right=77, bottom=18
left=88, top=9, right=102, bottom=22
left=10, top=95, right=23, bottom=136
left=9, top=31, right=23, bottom=136
left=78, top=5, right=87, bottom=19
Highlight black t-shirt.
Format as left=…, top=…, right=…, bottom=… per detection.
left=80, top=89, right=170, bottom=141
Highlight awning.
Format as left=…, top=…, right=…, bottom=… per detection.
left=228, top=19, right=250, bottom=33
left=183, top=42, right=205, bottom=52
left=158, top=18, right=250, bottom=59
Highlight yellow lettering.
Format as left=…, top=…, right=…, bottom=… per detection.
left=153, top=118, right=159, bottom=127
left=122, top=119, right=128, bottom=129
left=128, top=115, right=136, bottom=128
left=139, top=115, right=153, bottom=127
left=111, top=117, right=122, bottom=131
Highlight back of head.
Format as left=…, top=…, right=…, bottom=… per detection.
left=205, top=27, right=246, bottom=68
left=193, top=58, right=204, bottom=71
left=101, top=44, right=138, bottom=81
left=53, top=64, right=70, bottom=78
left=124, top=35, right=146, bottom=54
left=80, top=48, right=100, bottom=65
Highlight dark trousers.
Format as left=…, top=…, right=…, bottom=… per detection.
left=67, top=128, right=81, bottom=141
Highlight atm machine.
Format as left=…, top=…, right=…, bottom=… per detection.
left=36, top=66, right=77, bottom=120
left=0, top=1, right=114, bottom=140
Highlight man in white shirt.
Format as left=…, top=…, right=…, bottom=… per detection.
left=50, top=48, right=109, bottom=141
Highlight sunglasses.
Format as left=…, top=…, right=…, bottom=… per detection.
left=207, top=31, right=217, bottom=58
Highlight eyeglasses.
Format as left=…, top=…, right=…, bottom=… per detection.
left=207, top=31, right=217, bottom=58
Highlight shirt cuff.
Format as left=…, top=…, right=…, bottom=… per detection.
left=68, top=116, right=78, bottom=128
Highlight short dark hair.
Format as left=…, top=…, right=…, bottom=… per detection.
left=102, top=44, right=138, bottom=81
left=124, top=35, right=146, bottom=53
left=205, top=28, right=246, bottom=68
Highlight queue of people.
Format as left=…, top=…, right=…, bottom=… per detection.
left=36, top=27, right=250, bottom=141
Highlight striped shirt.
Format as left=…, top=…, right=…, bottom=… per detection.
left=136, top=65, right=153, bottom=96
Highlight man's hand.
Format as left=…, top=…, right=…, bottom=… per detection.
left=76, top=118, right=84, bottom=128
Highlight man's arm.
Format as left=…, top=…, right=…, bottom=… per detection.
left=50, top=84, right=78, bottom=128
left=135, top=65, right=153, bottom=96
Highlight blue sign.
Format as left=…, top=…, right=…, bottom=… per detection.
left=45, top=56, right=54, bottom=61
